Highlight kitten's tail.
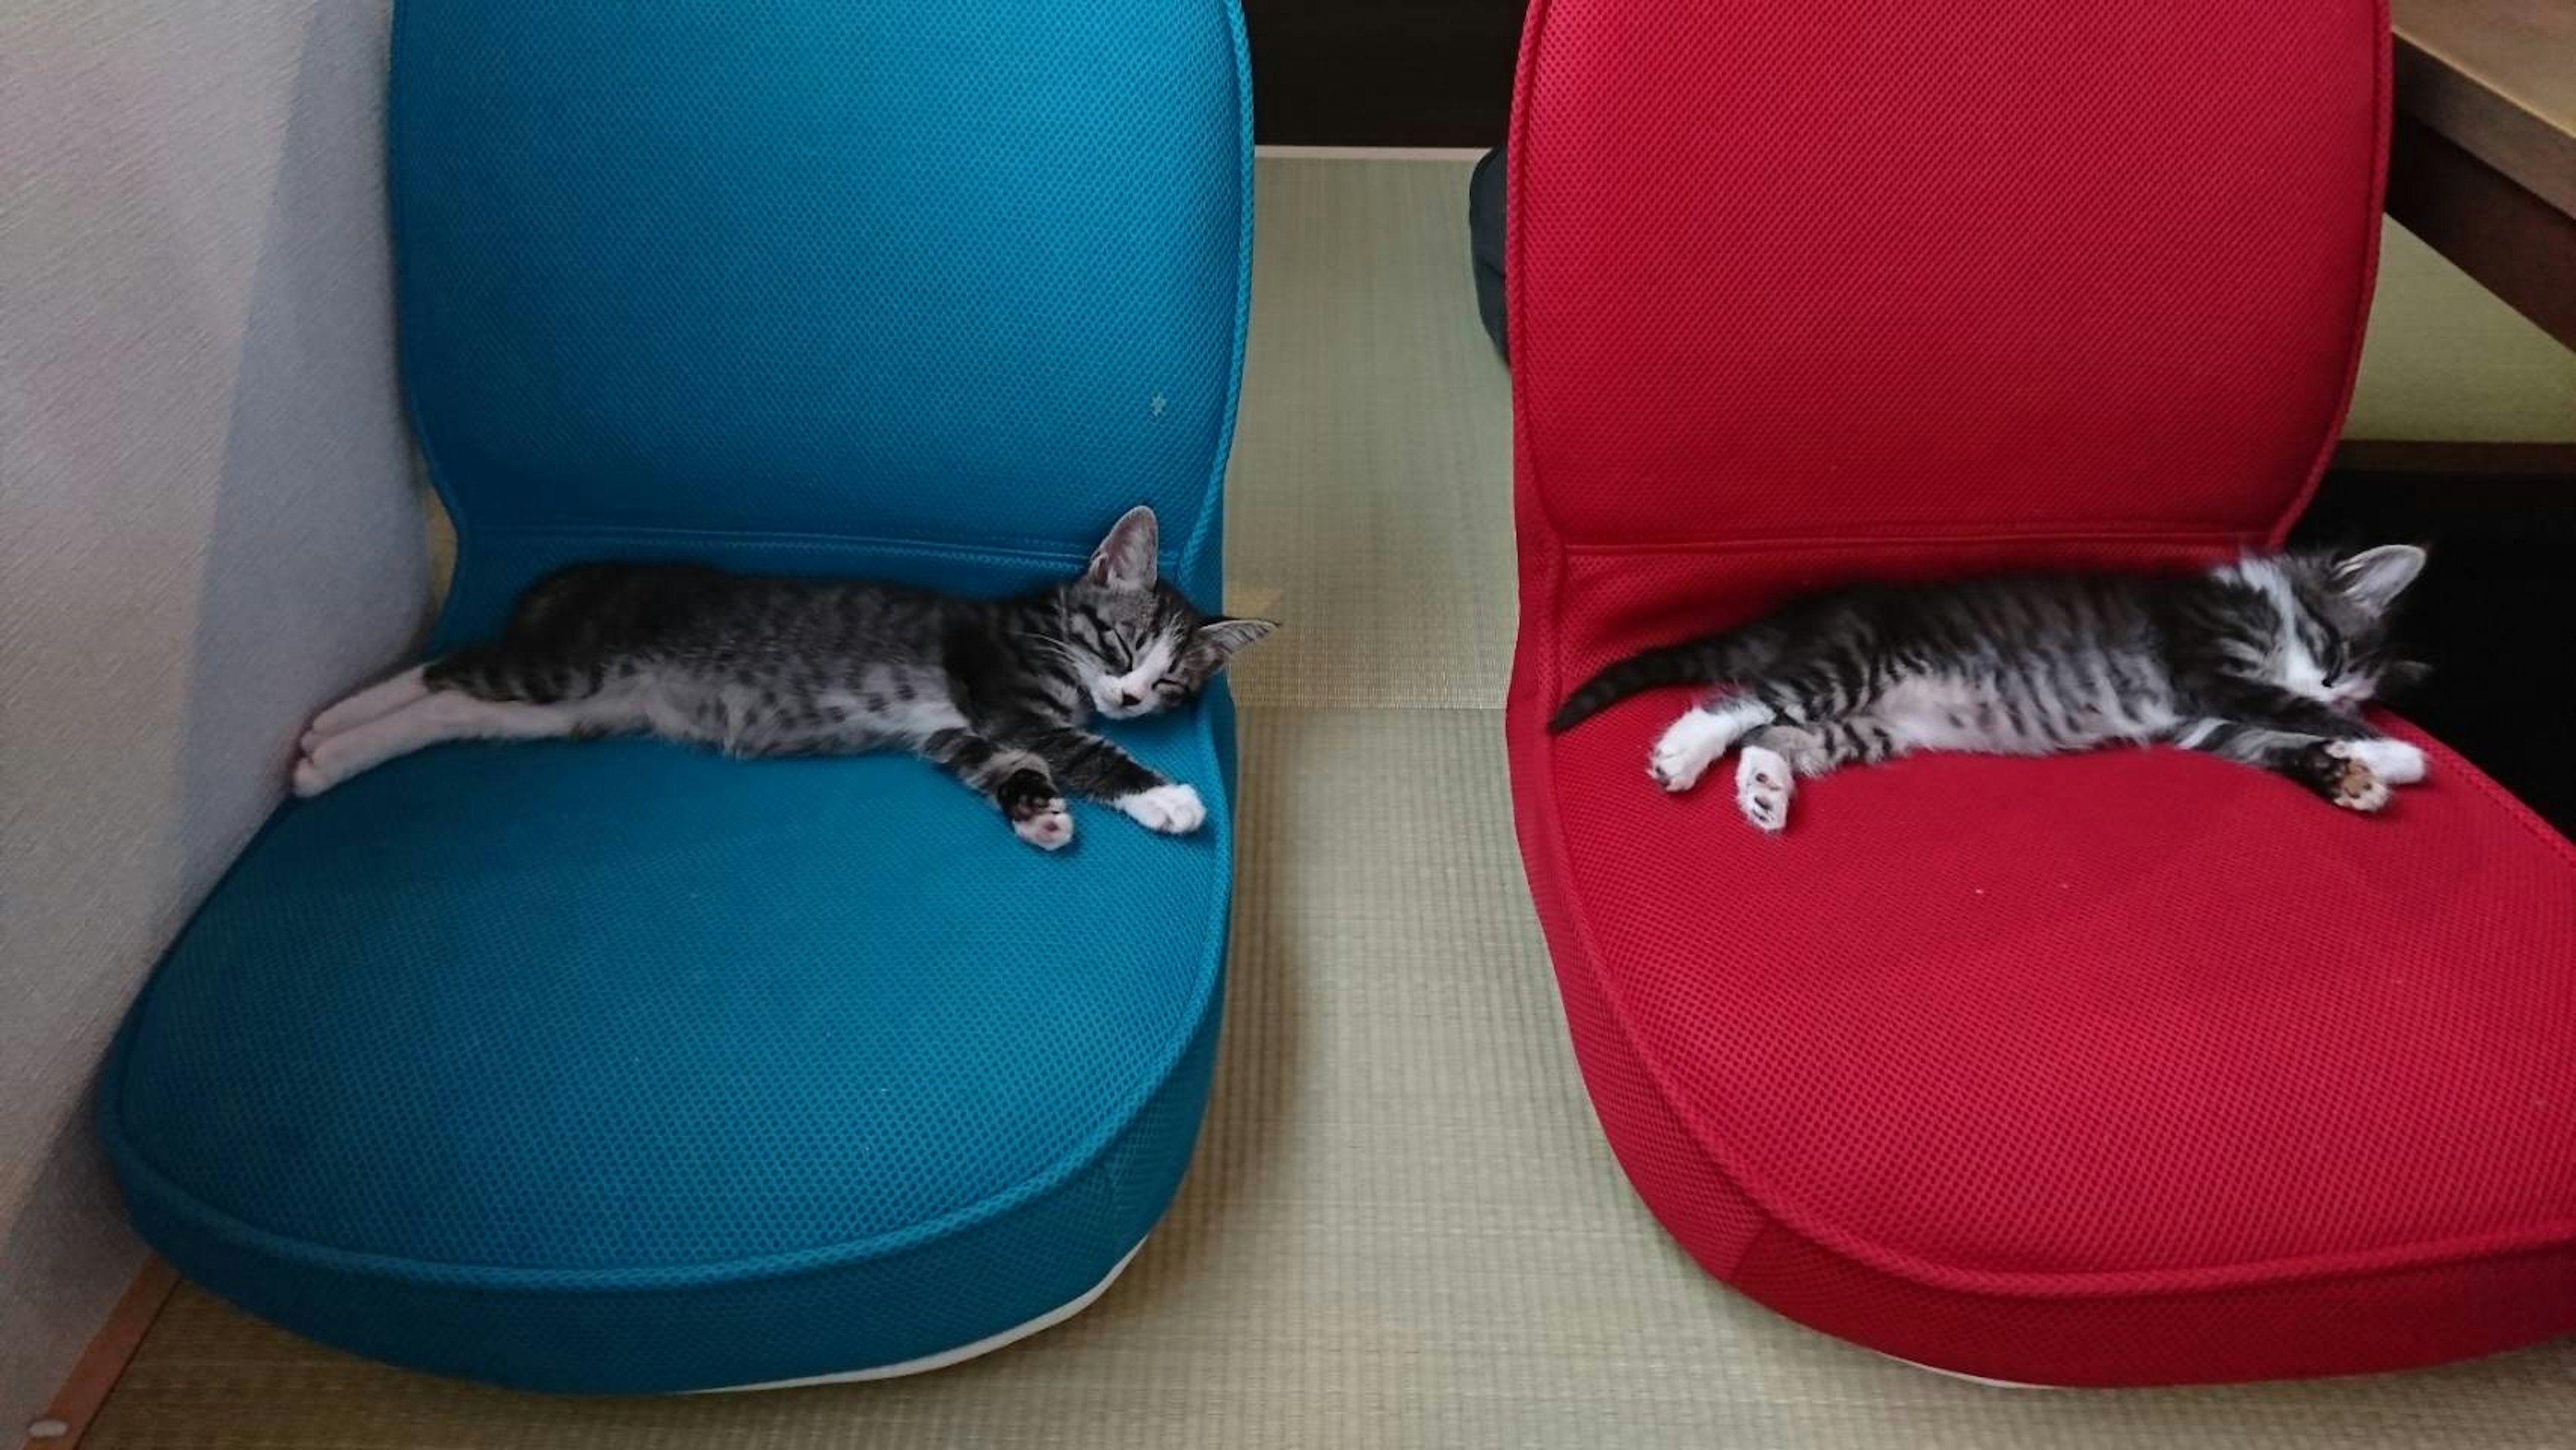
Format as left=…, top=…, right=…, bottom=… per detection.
left=1548, top=631, right=1752, bottom=733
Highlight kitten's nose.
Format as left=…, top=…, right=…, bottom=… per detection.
left=1115, top=689, right=1141, bottom=709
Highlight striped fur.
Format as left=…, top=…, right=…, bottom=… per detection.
left=1553, top=547, right=2430, bottom=831
left=292, top=507, right=1275, bottom=849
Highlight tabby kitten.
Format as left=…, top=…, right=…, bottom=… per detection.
left=1550, top=546, right=2430, bottom=832
left=292, top=507, right=1273, bottom=850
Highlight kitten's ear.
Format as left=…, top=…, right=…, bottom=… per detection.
left=2332, top=544, right=2426, bottom=613
left=1187, top=618, right=1276, bottom=670
left=1087, top=505, right=1159, bottom=590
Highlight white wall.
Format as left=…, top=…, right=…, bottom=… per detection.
left=0, top=1, right=427, bottom=1424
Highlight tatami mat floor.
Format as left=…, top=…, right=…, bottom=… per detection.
left=85, top=157, right=2576, bottom=1449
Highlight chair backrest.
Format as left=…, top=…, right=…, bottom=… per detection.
left=1508, top=0, right=2388, bottom=675
left=391, top=1, right=1250, bottom=636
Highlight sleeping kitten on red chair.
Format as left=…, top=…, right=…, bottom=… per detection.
left=1551, top=546, right=2428, bottom=832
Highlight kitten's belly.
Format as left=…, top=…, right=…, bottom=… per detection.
left=606, top=664, right=963, bottom=754
left=1874, top=674, right=2176, bottom=756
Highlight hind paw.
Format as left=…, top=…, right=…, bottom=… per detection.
left=1735, top=747, right=1793, bottom=833
left=290, top=743, right=341, bottom=798
left=1649, top=719, right=1723, bottom=792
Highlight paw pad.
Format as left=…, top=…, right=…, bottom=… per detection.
left=1735, top=747, right=1793, bottom=833
left=2329, top=758, right=2390, bottom=813
left=1650, top=734, right=1719, bottom=792
left=1012, top=805, right=1075, bottom=851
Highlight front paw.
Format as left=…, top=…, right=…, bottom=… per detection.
left=2308, top=742, right=2391, bottom=813
left=1117, top=783, right=1206, bottom=835
left=1012, top=802, right=1074, bottom=850
left=999, top=770, right=1075, bottom=851
left=2336, top=737, right=2426, bottom=787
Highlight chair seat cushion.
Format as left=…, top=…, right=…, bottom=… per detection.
left=1510, top=694, right=2576, bottom=1385
left=102, top=710, right=1230, bottom=1392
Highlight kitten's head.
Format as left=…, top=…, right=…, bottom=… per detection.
left=1060, top=506, right=1275, bottom=719
left=2226, top=544, right=2428, bottom=709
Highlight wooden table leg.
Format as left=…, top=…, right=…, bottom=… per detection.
left=2384, top=115, right=2576, bottom=351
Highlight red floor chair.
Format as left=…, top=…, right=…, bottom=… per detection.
left=1504, top=0, right=2576, bottom=1384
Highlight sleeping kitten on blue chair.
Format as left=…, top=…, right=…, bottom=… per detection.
left=1550, top=546, right=2430, bottom=832
left=292, top=506, right=1272, bottom=850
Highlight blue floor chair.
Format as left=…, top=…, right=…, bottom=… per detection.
left=101, top=0, right=1252, bottom=1393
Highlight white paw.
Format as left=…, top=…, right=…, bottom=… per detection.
left=1012, top=802, right=1075, bottom=851
left=2334, top=772, right=2392, bottom=813
left=2335, top=738, right=2426, bottom=787
left=1650, top=719, right=1723, bottom=792
left=2317, top=743, right=2391, bottom=813
left=290, top=747, right=339, bottom=798
left=1735, top=746, right=1793, bottom=833
left=308, top=664, right=428, bottom=736
left=1118, top=783, right=1206, bottom=835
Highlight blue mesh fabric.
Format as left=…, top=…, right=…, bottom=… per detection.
left=101, top=0, right=1251, bottom=1392
left=393, top=0, right=1248, bottom=606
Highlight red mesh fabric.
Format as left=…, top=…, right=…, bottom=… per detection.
left=1511, top=0, right=2383, bottom=560
left=1505, top=0, right=2576, bottom=1384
